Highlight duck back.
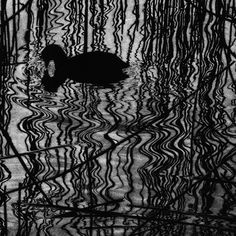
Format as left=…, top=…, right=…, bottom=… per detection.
left=66, top=52, right=129, bottom=84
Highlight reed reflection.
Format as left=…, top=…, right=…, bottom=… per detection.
left=0, top=0, right=236, bottom=235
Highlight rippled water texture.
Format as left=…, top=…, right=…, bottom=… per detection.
left=1, top=0, right=236, bottom=235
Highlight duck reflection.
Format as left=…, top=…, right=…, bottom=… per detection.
left=41, top=44, right=129, bottom=92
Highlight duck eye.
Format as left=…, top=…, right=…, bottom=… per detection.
left=48, top=60, right=56, bottom=78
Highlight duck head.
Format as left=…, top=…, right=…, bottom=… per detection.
left=41, top=44, right=67, bottom=66
left=41, top=44, right=67, bottom=92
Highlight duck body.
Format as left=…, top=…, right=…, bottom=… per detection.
left=41, top=45, right=129, bottom=92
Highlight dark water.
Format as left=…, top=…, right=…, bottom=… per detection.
left=0, top=0, right=236, bottom=235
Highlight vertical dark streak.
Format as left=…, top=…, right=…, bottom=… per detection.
left=88, top=162, right=93, bottom=235
left=11, top=0, right=18, bottom=60
left=84, top=0, right=89, bottom=52
left=134, top=0, right=140, bottom=26
left=119, top=0, right=124, bottom=35
left=89, top=0, right=95, bottom=50
left=17, top=183, right=21, bottom=235
left=141, top=0, right=157, bottom=63
left=122, top=0, right=128, bottom=35
left=189, top=0, right=204, bottom=176
left=3, top=186, right=7, bottom=235
left=17, top=0, right=20, bottom=30
left=85, top=147, right=94, bottom=207
left=0, top=0, right=7, bottom=127
left=219, top=0, right=236, bottom=90
left=25, top=1, right=33, bottom=108
left=4, top=9, right=10, bottom=65
left=126, top=2, right=139, bottom=62
left=36, top=0, right=49, bottom=45
left=85, top=147, right=95, bottom=236
left=100, top=0, right=104, bottom=34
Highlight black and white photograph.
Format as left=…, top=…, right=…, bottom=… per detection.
left=0, top=0, right=236, bottom=235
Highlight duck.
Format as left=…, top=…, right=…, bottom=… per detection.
left=40, top=44, right=129, bottom=92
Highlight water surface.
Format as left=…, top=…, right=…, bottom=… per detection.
left=0, top=0, right=236, bottom=235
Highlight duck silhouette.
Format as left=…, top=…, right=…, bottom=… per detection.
left=41, top=44, right=129, bottom=92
